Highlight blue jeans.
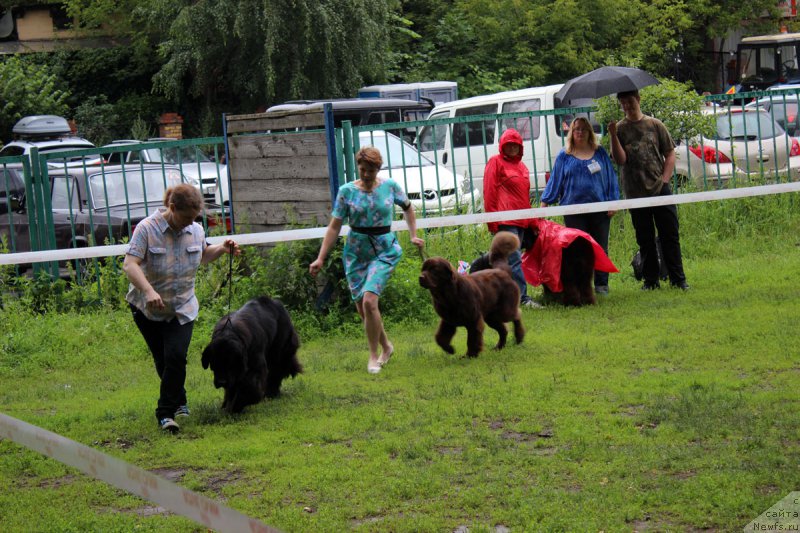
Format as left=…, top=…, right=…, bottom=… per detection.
left=497, top=225, right=529, bottom=302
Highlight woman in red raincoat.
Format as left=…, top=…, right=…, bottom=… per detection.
left=483, top=128, right=538, bottom=307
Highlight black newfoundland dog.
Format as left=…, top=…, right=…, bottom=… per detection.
left=201, top=296, right=302, bottom=414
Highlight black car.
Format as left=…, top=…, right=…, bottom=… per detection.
left=1, top=165, right=26, bottom=215
left=1, top=164, right=225, bottom=277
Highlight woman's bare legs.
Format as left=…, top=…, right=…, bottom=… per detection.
left=356, top=292, right=392, bottom=372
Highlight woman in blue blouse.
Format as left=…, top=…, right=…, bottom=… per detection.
left=541, top=117, right=620, bottom=295
left=310, top=147, right=424, bottom=374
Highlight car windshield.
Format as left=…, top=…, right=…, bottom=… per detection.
left=360, top=132, right=434, bottom=169
left=714, top=112, right=785, bottom=140
left=142, top=146, right=211, bottom=164
left=89, top=168, right=184, bottom=208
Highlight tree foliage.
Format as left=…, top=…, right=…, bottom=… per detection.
left=392, top=0, right=782, bottom=97
left=0, top=57, right=70, bottom=142
left=58, top=0, right=786, bottom=135
left=65, top=0, right=392, bottom=134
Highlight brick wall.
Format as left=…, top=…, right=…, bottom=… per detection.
left=158, top=113, right=184, bottom=139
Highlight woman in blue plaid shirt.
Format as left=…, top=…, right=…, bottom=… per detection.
left=123, top=184, right=240, bottom=433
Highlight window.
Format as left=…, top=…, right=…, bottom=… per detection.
left=51, top=177, right=79, bottom=210
left=0, top=146, right=25, bottom=157
left=417, top=112, right=449, bottom=152
left=501, top=99, right=541, bottom=141
left=715, top=112, right=784, bottom=140
left=764, top=102, right=799, bottom=136
left=453, top=104, right=497, bottom=147
left=368, top=111, right=400, bottom=125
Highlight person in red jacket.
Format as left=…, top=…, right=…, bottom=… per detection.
left=483, top=128, right=539, bottom=307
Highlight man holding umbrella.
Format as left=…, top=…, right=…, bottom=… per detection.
left=608, top=90, right=689, bottom=291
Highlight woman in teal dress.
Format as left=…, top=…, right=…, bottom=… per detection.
left=310, top=147, right=424, bottom=374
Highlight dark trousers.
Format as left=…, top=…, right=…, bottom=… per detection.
left=130, top=304, right=194, bottom=421
left=497, top=225, right=528, bottom=302
left=628, top=184, right=687, bottom=286
left=564, top=212, right=611, bottom=288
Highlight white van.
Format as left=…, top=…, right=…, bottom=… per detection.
left=416, top=84, right=572, bottom=198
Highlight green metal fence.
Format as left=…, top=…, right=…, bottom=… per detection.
left=4, top=88, right=800, bottom=285
left=0, top=137, right=228, bottom=282
left=335, top=88, right=800, bottom=216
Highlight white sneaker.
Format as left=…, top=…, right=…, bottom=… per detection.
left=521, top=298, right=543, bottom=309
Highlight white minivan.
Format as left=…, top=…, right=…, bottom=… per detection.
left=415, top=84, right=575, bottom=199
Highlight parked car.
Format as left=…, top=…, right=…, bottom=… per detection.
left=0, top=164, right=225, bottom=277
left=1, top=164, right=25, bottom=215
left=101, top=139, right=230, bottom=206
left=744, top=87, right=800, bottom=136
left=673, top=108, right=800, bottom=188
left=0, top=115, right=101, bottom=167
left=357, top=130, right=479, bottom=213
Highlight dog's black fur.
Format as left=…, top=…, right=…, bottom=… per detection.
left=471, top=226, right=596, bottom=306
left=201, top=296, right=302, bottom=413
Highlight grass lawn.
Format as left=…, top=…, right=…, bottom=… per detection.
left=1, top=198, right=799, bottom=531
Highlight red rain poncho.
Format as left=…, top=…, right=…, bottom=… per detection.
left=520, top=218, right=618, bottom=293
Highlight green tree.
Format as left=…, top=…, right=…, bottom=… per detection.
left=0, top=57, right=70, bottom=142
left=65, top=0, right=393, bottom=135
left=393, top=0, right=781, bottom=96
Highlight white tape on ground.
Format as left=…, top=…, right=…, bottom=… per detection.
left=0, top=413, right=280, bottom=533
left=1, top=182, right=799, bottom=266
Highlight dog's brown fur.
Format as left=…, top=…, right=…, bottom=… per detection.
left=469, top=230, right=520, bottom=273
left=419, top=234, right=524, bottom=357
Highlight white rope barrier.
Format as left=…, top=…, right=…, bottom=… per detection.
left=1, top=182, right=798, bottom=266
left=0, top=413, right=280, bottom=533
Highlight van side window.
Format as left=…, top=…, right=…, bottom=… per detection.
left=453, top=104, right=496, bottom=147
left=368, top=111, right=400, bottom=125
left=417, top=112, right=449, bottom=152
left=333, top=113, right=362, bottom=128
left=501, top=99, right=541, bottom=141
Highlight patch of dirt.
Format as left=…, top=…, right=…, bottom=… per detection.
left=149, top=467, right=189, bottom=483
left=435, top=445, right=463, bottom=455
left=618, top=404, right=645, bottom=417
left=37, top=474, right=77, bottom=489
left=453, top=526, right=510, bottom=533
left=93, top=437, right=138, bottom=450
left=130, top=505, right=171, bottom=517
left=203, top=469, right=244, bottom=494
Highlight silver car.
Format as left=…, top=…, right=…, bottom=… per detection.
left=102, top=139, right=230, bottom=206
left=674, top=108, right=799, bottom=187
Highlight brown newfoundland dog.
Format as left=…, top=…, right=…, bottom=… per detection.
left=201, top=296, right=302, bottom=414
left=419, top=233, right=525, bottom=358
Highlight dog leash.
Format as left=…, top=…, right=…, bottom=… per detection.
left=417, top=243, right=429, bottom=261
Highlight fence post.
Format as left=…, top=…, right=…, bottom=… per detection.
left=342, top=120, right=356, bottom=184
left=221, top=112, right=235, bottom=233
left=323, top=103, right=340, bottom=202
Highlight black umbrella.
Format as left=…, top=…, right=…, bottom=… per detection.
left=556, top=66, right=660, bottom=105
